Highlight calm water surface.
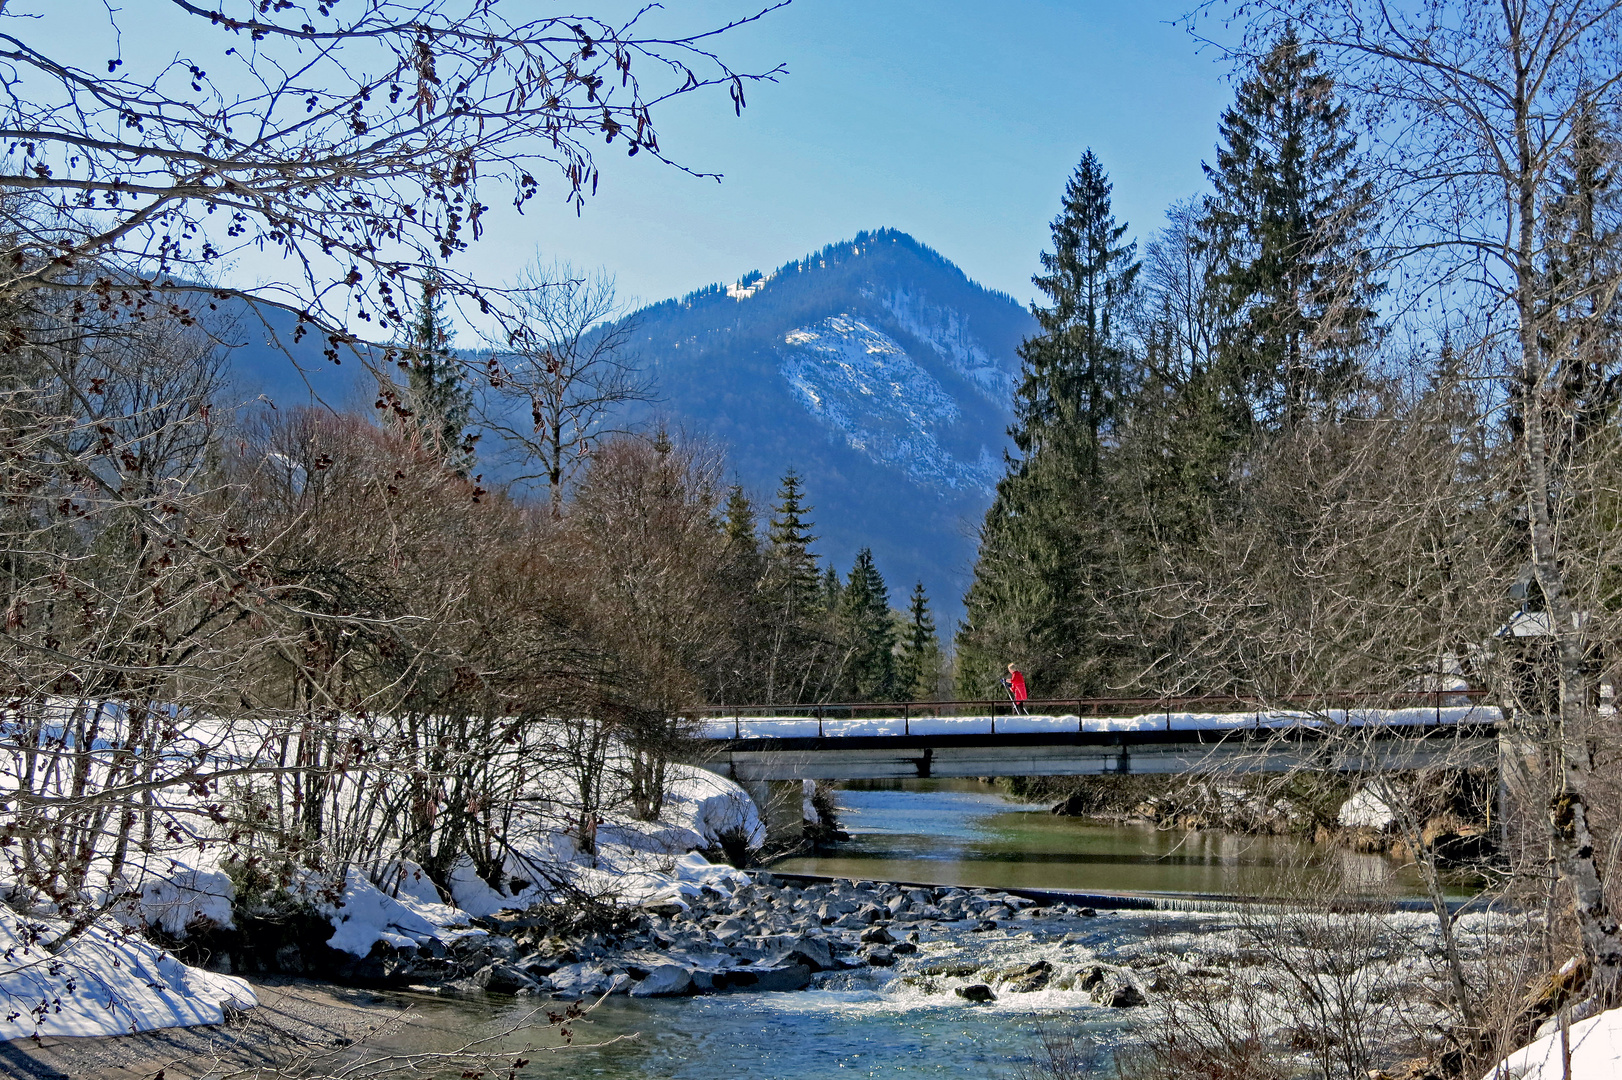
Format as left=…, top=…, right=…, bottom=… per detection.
left=377, top=780, right=1448, bottom=1078
left=774, top=779, right=1446, bottom=897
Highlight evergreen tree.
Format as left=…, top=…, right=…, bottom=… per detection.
left=837, top=548, right=895, bottom=700
left=765, top=469, right=820, bottom=619
left=1539, top=97, right=1622, bottom=459
left=405, top=274, right=474, bottom=468
left=1198, top=26, right=1381, bottom=431
left=1013, top=149, right=1141, bottom=467
left=957, top=150, right=1140, bottom=698
left=895, top=581, right=943, bottom=701
left=760, top=469, right=828, bottom=704
left=722, top=483, right=759, bottom=551
left=711, top=481, right=771, bottom=702
left=819, top=565, right=843, bottom=614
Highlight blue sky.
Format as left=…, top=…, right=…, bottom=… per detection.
left=474, top=0, right=1236, bottom=311
left=24, top=0, right=1234, bottom=314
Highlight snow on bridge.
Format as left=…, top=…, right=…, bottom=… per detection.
left=695, top=704, right=1500, bottom=741
left=688, top=701, right=1504, bottom=781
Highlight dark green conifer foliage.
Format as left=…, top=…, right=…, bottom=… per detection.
left=957, top=150, right=1139, bottom=699
left=723, top=484, right=759, bottom=551
left=1014, top=149, right=1141, bottom=467
left=766, top=469, right=820, bottom=620
left=1198, top=26, right=1381, bottom=431
left=1538, top=98, right=1622, bottom=459
left=405, top=275, right=473, bottom=467
left=837, top=548, right=895, bottom=700
left=896, top=581, right=943, bottom=700
left=820, top=565, right=843, bottom=614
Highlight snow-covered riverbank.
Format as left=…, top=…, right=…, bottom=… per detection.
left=0, top=766, right=764, bottom=1041
left=5, top=763, right=1610, bottom=1080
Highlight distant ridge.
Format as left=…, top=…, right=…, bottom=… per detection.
left=217, top=229, right=1033, bottom=626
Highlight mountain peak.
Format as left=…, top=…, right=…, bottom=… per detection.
left=618, top=232, right=1033, bottom=625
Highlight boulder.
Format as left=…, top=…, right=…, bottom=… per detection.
left=785, top=937, right=834, bottom=971
left=955, top=983, right=996, bottom=1003
left=893, top=941, right=919, bottom=956
left=863, top=946, right=896, bottom=967
left=548, top=962, right=613, bottom=1000
left=709, top=963, right=813, bottom=993
left=629, top=964, right=694, bottom=998
left=860, top=926, right=896, bottom=945
left=475, top=962, right=540, bottom=994
left=1006, top=969, right=1050, bottom=993
left=1108, top=984, right=1146, bottom=1007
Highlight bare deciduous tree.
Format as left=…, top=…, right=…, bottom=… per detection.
left=481, top=261, right=652, bottom=517
left=1198, top=0, right=1622, bottom=1002
left=0, top=2, right=785, bottom=343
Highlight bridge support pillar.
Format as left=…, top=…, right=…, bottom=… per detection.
left=742, top=780, right=809, bottom=847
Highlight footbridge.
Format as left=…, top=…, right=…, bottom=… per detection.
left=687, top=694, right=1502, bottom=782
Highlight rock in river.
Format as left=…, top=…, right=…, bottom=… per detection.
left=630, top=964, right=694, bottom=998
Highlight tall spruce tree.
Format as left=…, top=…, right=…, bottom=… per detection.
left=405, top=274, right=473, bottom=468
left=1014, top=149, right=1141, bottom=466
left=1198, top=26, right=1381, bottom=431
left=837, top=548, right=895, bottom=701
left=896, top=581, right=943, bottom=701
left=761, top=470, right=824, bottom=703
left=766, top=470, right=820, bottom=619
left=957, top=150, right=1140, bottom=698
left=722, top=483, right=760, bottom=551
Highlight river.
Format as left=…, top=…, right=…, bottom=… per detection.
left=774, top=778, right=1458, bottom=898
left=371, top=779, right=1459, bottom=1079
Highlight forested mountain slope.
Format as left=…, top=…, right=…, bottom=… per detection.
left=613, top=229, right=1031, bottom=628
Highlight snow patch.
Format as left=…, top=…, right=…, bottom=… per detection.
left=778, top=314, right=1001, bottom=491
left=0, top=910, right=256, bottom=1041
left=878, top=287, right=1016, bottom=402
left=132, top=852, right=236, bottom=937
left=1480, top=1004, right=1622, bottom=1079
left=1339, top=784, right=1396, bottom=829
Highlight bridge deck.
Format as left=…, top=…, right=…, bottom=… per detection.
left=688, top=707, right=1502, bottom=781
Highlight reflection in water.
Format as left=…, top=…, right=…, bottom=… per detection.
left=773, top=778, right=1458, bottom=898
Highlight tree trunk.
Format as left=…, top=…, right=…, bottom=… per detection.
left=1514, top=69, right=1622, bottom=1004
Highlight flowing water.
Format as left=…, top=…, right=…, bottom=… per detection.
left=374, top=779, right=1458, bottom=1078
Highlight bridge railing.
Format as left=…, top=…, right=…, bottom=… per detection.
left=687, top=690, right=1494, bottom=740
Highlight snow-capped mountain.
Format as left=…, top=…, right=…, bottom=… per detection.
left=615, top=230, right=1032, bottom=626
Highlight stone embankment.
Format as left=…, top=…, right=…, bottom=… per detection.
left=205, top=874, right=1160, bottom=1008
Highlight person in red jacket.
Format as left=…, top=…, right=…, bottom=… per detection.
left=1003, top=663, right=1029, bottom=714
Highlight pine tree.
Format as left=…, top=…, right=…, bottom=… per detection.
left=405, top=274, right=474, bottom=468
left=1539, top=97, right=1622, bottom=459
left=1198, top=26, right=1381, bottom=431
left=760, top=470, right=826, bottom=704
left=895, top=581, right=942, bottom=701
left=837, top=548, right=895, bottom=700
left=957, top=150, right=1139, bottom=698
left=819, top=565, right=843, bottom=614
